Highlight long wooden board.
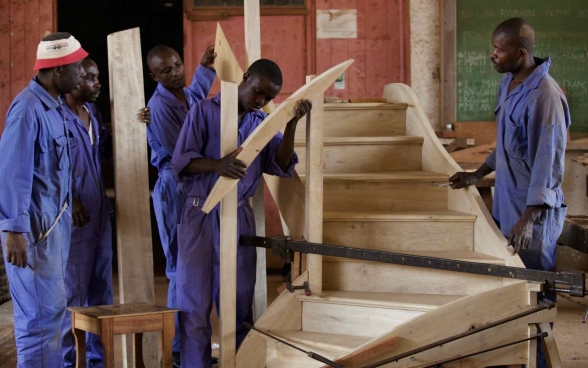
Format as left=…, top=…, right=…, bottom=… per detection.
left=107, top=27, right=157, bottom=367
left=202, top=59, right=354, bottom=213
left=219, top=81, right=239, bottom=367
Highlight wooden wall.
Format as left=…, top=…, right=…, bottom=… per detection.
left=183, top=0, right=410, bottom=101
left=0, top=0, right=56, bottom=134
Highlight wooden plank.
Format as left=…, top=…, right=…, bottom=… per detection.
left=219, top=81, right=239, bottom=368
left=537, top=323, right=562, bottom=368
left=107, top=28, right=157, bottom=368
left=244, top=0, right=261, bottom=67
left=252, top=183, right=267, bottom=322
left=38, top=0, right=53, bottom=40
left=0, top=0, right=11, bottom=134
left=305, top=74, right=324, bottom=293
left=68, top=304, right=176, bottom=319
left=441, top=0, right=457, bottom=129
left=214, top=23, right=243, bottom=83
left=201, top=59, right=354, bottom=213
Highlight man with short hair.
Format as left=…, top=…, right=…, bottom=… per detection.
left=0, top=32, right=88, bottom=367
left=450, top=18, right=570, bottom=368
left=172, top=58, right=311, bottom=368
left=146, top=45, right=216, bottom=366
left=59, top=57, right=114, bottom=368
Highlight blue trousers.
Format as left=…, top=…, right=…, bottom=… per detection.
left=2, top=212, right=71, bottom=368
left=177, top=197, right=256, bottom=368
left=61, top=203, right=113, bottom=368
left=152, top=170, right=183, bottom=353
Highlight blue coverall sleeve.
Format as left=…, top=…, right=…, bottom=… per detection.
left=262, top=131, right=298, bottom=177
left=92, top=108, right=113, bottom=161
left=187, top=65, right=216, bottom=101
left=171, top=104, right=206, bottom=179
left=149, top=104, right=183, bottom=159
left=485, top=150, right=497, bottom=171
left=525, top=91, right=569, bottom=207
left=0, top=107, right=37, bottom=233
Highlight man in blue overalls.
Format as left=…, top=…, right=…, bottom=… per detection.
left=59, top=57, right=114, bottom=368
left=146, top=45, right=216, bottom=367
left=450, top=18, right=570, bottom=368
left=0, top=32, right=88, bottom=367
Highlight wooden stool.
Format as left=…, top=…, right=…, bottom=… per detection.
left=68, top=303, right=178, bottom=368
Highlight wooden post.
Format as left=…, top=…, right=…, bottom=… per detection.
left=107, top=28, right=157, bottom=368
left=305, top=75, right=324, bottom=293
left=219, top=80, right=239, bottom=368
left=244, top=0, right=268, bottom=321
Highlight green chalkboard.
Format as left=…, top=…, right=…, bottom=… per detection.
left=456, top=0, right=588, bottom=132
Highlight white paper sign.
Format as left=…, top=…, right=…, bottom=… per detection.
left=317, top=9, right=358, bottom=39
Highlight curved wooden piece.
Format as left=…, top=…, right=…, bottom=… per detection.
left=382, top=83, right=524, bottom=268
left=215, top=23, right=243, bottom=83
left=202, top=59, right=354, bottom=213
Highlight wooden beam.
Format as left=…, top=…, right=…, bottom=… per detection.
left=440, top=0, right=457, bottom=130
left=219, top=81, right=239, bottom=368
left=251, top=182, right=267, bottom=322
left=214, top=23, right=243, bottom=83
left=244, top=0, right=261, bottom=66
left=107, top=27, right=157, bottom=367
left=537, top=323, right=562, bottom=368
left=201, top=59, right=354, bottom=213
left=305, top=75, right=324, bottom=293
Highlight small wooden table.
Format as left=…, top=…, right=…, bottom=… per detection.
left=68, top=303, right=178, bottom=368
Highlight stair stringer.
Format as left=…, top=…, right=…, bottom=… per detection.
left=322, top=282, right=555, bottom=368
left=382, top=83, right=525, bottom=268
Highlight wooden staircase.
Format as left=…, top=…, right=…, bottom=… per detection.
left=236, top=84, right=554, bottom=368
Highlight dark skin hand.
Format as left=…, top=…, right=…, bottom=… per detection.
left=72, top=198, right=90, bottom=228
left=200, top=45, right=216, bottom=68
left=4, top=232, right=27, bottom=268
left=508, top=207, right=543, bottom=254
left=449, top=163, right=494, bottom=189
left=139, top=107, right=152, bottom=124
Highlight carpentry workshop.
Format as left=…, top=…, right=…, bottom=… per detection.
left=0, top=0, right=587, bottom=367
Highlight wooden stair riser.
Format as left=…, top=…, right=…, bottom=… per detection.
left=323, top=181, right=448, bottom=212
left=323, top=220, right=474, bottom=252
left=266, top=340, right=337, bottom=368
left=322, top=260, right=505, bottom=296
left=295, top=142, right=422, bottom=174
left=295, top=105, right=407, bottom=139
left=302, top=301, right=423, bottom=338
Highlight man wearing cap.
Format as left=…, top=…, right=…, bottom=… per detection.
left=0, top=32, right=87, bottom=367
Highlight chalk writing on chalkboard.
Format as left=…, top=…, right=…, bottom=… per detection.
left=456, top=0, right=588, bottom=132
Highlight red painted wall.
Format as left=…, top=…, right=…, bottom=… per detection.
left=183, top=0, right=410, bottom=101
left=0, top=0, right=56, bottom=134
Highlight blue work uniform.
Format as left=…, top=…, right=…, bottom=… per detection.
left=147, top=65, right=215, bottom=353
left=0, top=78, right=72, bottom=368
left=485, top=57, right=570, bottom=368
left=61, top=102, right=113, bottom=368
left=171, top=93, right=298, bottom=368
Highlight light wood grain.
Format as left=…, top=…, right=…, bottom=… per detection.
left=383, top=83, right=524, bottom=266
left=201, top=59, right=354, bottom=213
left=244, top=0, right=261, bottom=67
left=214, top=23, right=243, bottom=83
left=296, top=103, right=406, bottom=140
left=219, top=81, right=239, bottom=368
left=537, top=323, right=562, bottom=368
left=295, top=136, right=423, bottom=173
left=107, top=27, right=157, bottom=367
left=441, top=0, right=457, bottom=129
left=305, top=75, right=324, bottom=294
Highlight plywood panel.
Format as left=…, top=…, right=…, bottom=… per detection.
left=24, top=0, right=39, bottom=74
left=0, top=0, right=11, bottom=133
left=9, top=0, right=25, bottom=101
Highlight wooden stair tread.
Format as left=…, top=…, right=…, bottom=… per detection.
left=295, top=136, right=423, bottom=146
left=324, top=102, right=407, bottom=110
left=323, top=209, right=476, bottom=222
left=297, top=290, right=462, bottom=311
left=300, top=171, right=448, bottom=182
left=323, top=251, right=506, bottom=265
left=270, top=330, right=371, bottom=353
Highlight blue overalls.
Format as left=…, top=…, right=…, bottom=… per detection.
left=61, top=102, right=113, bottom=368
left=147, top=65, right=215, bottom=353
left=0, top=78, right=72, bottom=368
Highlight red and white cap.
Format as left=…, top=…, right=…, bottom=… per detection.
left=34, top=35, right=89, bottom=70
